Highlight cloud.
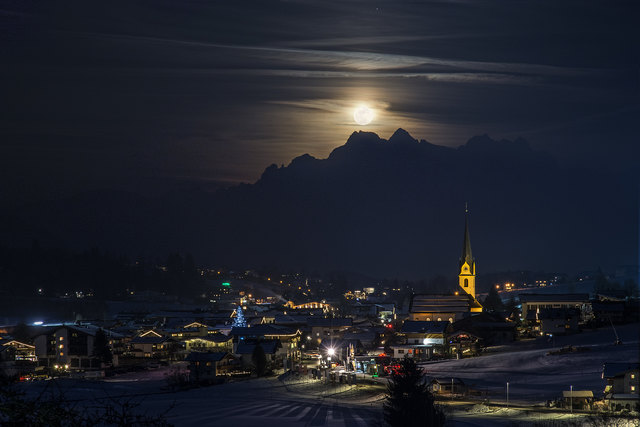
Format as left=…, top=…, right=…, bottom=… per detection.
left=84, top=32, right=597, bottom=81
left=267, top=99, right=390, bottom=113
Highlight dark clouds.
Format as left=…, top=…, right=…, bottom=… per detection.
left=1, top=0, right=638, bottom=204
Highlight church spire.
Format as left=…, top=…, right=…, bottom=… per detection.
left=458, top=204, right=477, bottom=299
left=460, top=204, right=474, bottom=271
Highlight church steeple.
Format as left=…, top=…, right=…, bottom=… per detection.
left=460, top=204, right=474, bottom=272
left=458, top=204, right=476, bottom=298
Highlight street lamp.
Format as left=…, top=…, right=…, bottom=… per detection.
left=326, top=347, right=335, bottom=368
left=570, top=385, right=573, bottom=414
left=506, top=382, right=509, bottom=408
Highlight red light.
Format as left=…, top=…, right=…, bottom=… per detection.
left=386, top=324, right=393, bottom=328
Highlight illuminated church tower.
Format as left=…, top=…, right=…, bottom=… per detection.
left=458, top=205, right=476, bottom=299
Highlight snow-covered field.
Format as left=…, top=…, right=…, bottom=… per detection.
left=421, top=322, right=639, bottom=404
left=20, top=374, right=384, bottom=426
left=16, top=323, right=639, bottom=426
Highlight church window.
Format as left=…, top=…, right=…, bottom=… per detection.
left=464, top=279, right=469, bottom=288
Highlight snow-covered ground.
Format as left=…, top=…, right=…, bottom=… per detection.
left=19, top=374, right=385, bottom=426
left=420, top=322, right=639, bottom=405
left=15, top=323, right=639, bottom=426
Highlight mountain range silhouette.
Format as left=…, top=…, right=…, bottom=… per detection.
left=2, top=129, right=636, bottom=278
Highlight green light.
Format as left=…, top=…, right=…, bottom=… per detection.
left=222, top=282, right=231, bottom=287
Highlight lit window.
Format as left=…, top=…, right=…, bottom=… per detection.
left=59, top=344, right=64, bottom=349
left=631, top=386, right=636, bottom=392
left=59, top=352, right=64, bottom=356
left=632, top=374, right=636, bottom=379
left=59, top=337, right=64, bottom=341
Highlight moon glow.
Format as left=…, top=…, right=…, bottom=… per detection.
left=353, top=106, right=374, bottom=125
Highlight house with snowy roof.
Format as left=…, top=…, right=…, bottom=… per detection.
left=307, top=317, right=353, bottom=346
left=235, top=341, right=279, bottom=370
left=519, top=293, right=589, bottom=321
left=389, top=321, right=450, bottom=360
left=185, top=351, right=236, bottom=382
left=603, top=362, right=640, bottom=411
left=183, top=334, right=233, bottom=353
left=129, top=330, right=175, bottom=359
left=1, top=338, right=37, bottom=378
left=33, top=323, right=123, bottom=370
left=450, top=311, right=516, bottom=345
left=429, top=377, right=466, bottom=395
left=538, top=307, right=581, bottom=335
left=230, top=325, right=301, bottom=365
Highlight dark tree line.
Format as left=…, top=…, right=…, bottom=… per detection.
left=0, top=242, right=203, bottom=299
left=0, top=381, right=172, bottom=426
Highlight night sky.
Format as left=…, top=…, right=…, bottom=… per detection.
left=1, top=1, right=639, bottom=276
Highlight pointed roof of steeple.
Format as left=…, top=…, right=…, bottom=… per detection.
left=460, top=204, right=474, bottom=269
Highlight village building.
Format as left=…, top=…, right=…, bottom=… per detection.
left=429, top=378, right=466, bottom=395
left=450, top=311, right=516, bottom=346
left=409, top=209, right=482, bottom=323
left=603, top=362, right=640, bottom=411
left=562, top=390, right=594, bottom=410
left=307, top=317, right=353, bottom=345
left=1, top=339, right=37, bottom=362
left=163, top=321, right=218, bottom=339
left=519, top=293, right=589, bottom=322
left=537, top=307, right=581, bottom=335
left=129, top=330, right=175, bottom=359
left=0, top=339, right=37, bottom=378
left=185, top=352, right=235, bottom=383
left=183, top=334, right=233, bottom=353
left=285, top=300, right=333, bottom=312
left=230, top=324, right=301, bottom=366
left=33, top=324, right=123, bottom=370
left=447, top=330, right=482, bottom=358
left=392, top=321, right=450, bottom=360
left=235, top=341, right=279, bottom=371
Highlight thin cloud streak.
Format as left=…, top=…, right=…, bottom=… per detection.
left=83, top=32, right=601, bottom=77
left=275, top=34, right=468, bottom=48
left=104, top=67, right=537, bottom=86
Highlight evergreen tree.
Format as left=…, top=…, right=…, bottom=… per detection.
left=383, top=357, right=445, bottom=427
left=232, top=306, right=246, bottom=328
left=482, top=286, right=505, bottom=313
left=93, top=329, right=113, bottom=365
left=251, top=344, right=267, bottom=377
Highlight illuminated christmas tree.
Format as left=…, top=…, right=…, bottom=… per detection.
left=233, top=305, right=246, bottom=328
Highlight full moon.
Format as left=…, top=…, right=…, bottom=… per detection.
left=353, top=106, right=374, bottom=125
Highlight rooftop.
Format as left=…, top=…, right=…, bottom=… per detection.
left=519, top=293, right=589, bottom=303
